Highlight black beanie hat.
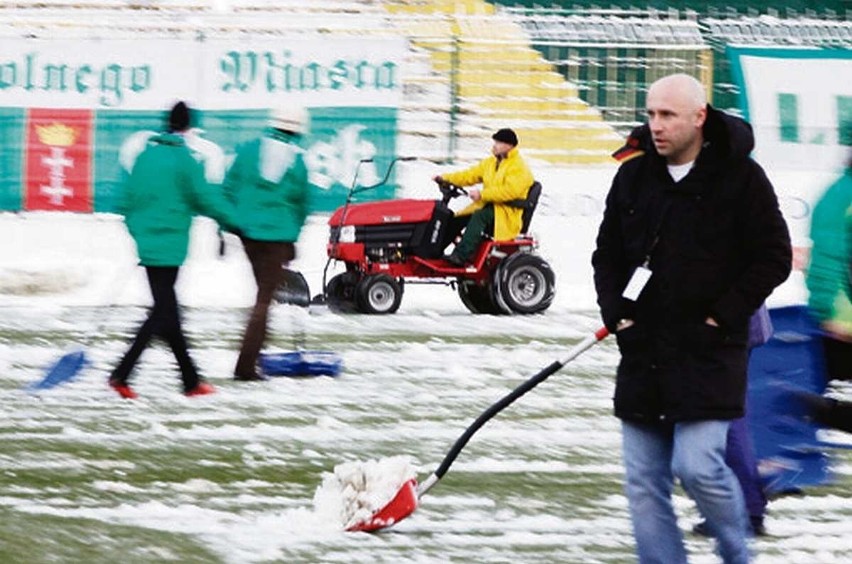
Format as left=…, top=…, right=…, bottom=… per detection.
left=168, top=101, right=191, bottom=132
left=492, top=128, right=518, bottom=146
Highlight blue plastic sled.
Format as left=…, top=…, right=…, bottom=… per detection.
left=747, top=305, right=847, bottom=496
left=26, top=349, right=88, bottom=393
left=259, top=351, right=342, bottom=377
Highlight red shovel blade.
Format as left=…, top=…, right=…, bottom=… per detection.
left=346, top=478, right=419, bottom=532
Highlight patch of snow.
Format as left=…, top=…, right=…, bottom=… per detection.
left=313, top=455, right=417, bottom=530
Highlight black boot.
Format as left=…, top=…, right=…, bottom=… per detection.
left=444, top=252, right=466, bottom=267
left=793, top=391, right=837, bottom=426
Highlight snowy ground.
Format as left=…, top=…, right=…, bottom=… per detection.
left=1, top=162, right=851, bottom=563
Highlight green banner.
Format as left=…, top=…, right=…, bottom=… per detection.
left=305, top=107, right=399, bottom=211
left=0, top=108, right=24, bottom=211
left=22, top=106, right=400, bottom=214
left=93, top=109, right=162, bottom=213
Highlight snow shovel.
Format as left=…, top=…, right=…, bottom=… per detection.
left=27, top=349, right=89, bottom=393
left=274, top=267, right=311, bottom=308
left=26, top=263, right=137, bottom=394
left=347, top=325, right=610, bottom=532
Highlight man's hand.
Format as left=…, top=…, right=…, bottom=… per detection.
left=616, top=319, right=634, bottom=331
left=705, top=317, right=719, bottom=327
left=469, top=188, right=481, bottom=202
left=822, top=320, right=852, bottom=343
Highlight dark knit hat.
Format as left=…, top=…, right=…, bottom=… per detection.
left=168, top=101, right=192, bottom=132
left=492, top=128, right=518, bottom=146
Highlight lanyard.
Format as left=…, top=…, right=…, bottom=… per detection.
left=642, top=197, right=673, bottom=268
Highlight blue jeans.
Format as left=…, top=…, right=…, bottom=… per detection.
left=622, top=420, right=750, bottom=564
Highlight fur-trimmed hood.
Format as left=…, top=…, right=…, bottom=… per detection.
left=612, top=105, right=755, bottom=166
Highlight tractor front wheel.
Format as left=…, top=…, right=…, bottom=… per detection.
left=355, top=274, right=403, bottom=314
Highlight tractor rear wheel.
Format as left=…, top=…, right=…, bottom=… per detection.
left=457, top=278, right=503, bottom=315
left=493, top=254, right=555, bottom=314
left=326, top=272, right=359, bottom=313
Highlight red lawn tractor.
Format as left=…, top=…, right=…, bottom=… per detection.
left=311, top=159, right=555, bottom=315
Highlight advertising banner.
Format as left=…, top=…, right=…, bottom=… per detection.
left=0, top=36, right=405, bottom=213
left=0, top=39, right=195, bottom=110
left=728, top=47, right=852, bottom=172
left=201, top=38, right=402, bottom=109
left=728, top=47, right=852, bottom=269
left=0, top=107, right=24, bottom=211
left=24, top=108, right=93, bottom=212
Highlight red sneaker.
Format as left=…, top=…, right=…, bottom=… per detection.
left=109, top=380, right=138, bottom=399
left=185, top=381, right=216, bottom=397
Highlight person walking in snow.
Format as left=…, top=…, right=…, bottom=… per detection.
left=793, top=150, right=852, bottom=430
left=806, top=152, right=852, bottom=380
left=109, top=101, right=241, bottom=399
left=433, top=128, right=534, bottom=266
left=592, top=73, right=791, bottom=563
left=224, top=107, right=311, bottom=381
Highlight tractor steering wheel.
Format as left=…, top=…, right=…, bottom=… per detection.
left=436, top=179, right=468, bottom=205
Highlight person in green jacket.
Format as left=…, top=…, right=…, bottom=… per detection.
left=807, top=154, right=852, bottom=378
left=224, top=106, right=311, bottom=381
left=795, top=153, right=852, bottom=430
left=109, top=101, right=240, bottom=399
left=433, top=128, right=535, bottom=266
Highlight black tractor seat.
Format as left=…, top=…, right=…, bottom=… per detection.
left=506, top=181, right=542, bottom=235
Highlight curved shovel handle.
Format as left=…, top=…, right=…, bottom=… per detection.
left=419, top=326, right=609, bottom=497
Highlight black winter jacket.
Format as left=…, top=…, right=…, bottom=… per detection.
left=592, top=107, right=792, bottom=422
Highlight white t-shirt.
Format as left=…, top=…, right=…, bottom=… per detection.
left=667, top=161, right=694, bottom=183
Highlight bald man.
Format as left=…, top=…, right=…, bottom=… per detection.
left=592, top=73, right=791, bottom=563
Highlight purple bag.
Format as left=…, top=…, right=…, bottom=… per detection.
left=748, top=304, right=773, bottom=349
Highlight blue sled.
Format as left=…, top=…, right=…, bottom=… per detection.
left=747, top=305, right=845, bottom=496
left=26, top=349, right=89, bottom=392
left=259, top=350, right=342, bottom=377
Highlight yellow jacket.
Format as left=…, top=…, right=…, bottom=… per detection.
left=440, top=147, right=535, bottom=240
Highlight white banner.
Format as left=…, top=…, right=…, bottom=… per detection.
left=200, top=37, right=405, bottom=109
left=0, top=36, right=406, bottom=110
left=728, top=47, right=852, bottom=172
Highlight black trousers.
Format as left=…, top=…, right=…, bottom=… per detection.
left=821, top=336, right=852, bottom=433
left=110, top=266, right=200, bottom=392
left=824, top=399, right=852, bottom=433
left=234, top=238, right=295, bottom=378
left=823, top=335, right=851, bottom=381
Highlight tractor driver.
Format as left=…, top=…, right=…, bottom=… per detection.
left=433, top=128, right=534, bottom=266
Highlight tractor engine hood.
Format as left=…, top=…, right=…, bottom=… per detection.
left=328, top=199, right=438, bottom=227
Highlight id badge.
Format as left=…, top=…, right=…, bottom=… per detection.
left=622, top=265, right=652, bottom=301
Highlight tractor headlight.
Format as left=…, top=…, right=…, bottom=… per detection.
left=338, top=225, right=356, bottom=243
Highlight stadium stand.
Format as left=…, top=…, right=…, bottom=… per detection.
left=504, top=9, right=711, bottom=129
left=385, top=1, right=623, bottom=164
left=496, top=2, right=851, bottom=123
left=494, top=1, right=850, bottom=19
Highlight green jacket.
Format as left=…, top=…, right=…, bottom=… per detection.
left=122, top=133, right=239, bottom=267
left=224, top=130, right=310, bottom=242
left=807, top=169, right=852, bottom=326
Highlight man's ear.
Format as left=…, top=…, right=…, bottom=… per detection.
left=695, top=106, right=708, bottom=129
